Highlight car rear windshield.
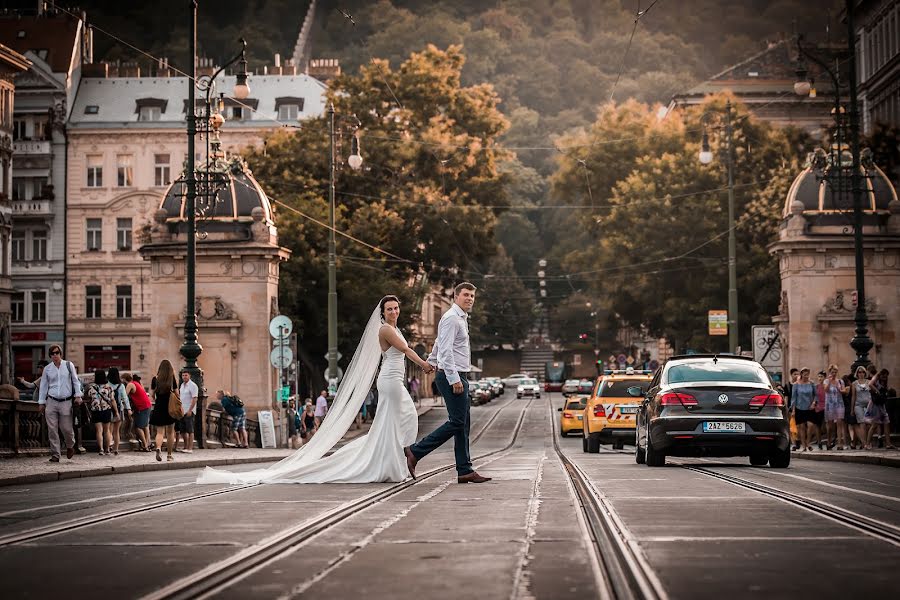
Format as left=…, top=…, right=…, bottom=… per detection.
left=565, top=399, right=587, bottom=410
left=597, top=379, right=650, bottom=397
left=667, top=362, right=769, bottom=384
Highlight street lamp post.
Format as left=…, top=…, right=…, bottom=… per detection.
left=699, top=101, right=738, bottom=353
left=182, top=1, right=251, bottom=446
left=326, top=104, right=363, bottom=386
left=794, top=4, right=872, bottom=371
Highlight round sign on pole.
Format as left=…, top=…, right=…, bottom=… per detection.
left=270, top=347, right=293, bottom=369
left=269, top=315, right=293, bottom=339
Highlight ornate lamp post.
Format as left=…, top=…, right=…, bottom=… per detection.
left=182, top=1, right=251, bottom=446
left=698, top=101, right=739, bottom=353
left=326, top=104, right=362, bottom=387
left=794, top=3, right=872, bottom=371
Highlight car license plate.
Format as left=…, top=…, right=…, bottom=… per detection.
left=577, top=415, right=583, bottom=420
left=703, top=421, right=745, bottom=432
left=619, top=406, right=638, bottom=414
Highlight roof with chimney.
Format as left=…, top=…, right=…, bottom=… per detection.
left=0, top=13, right=80, bottom=74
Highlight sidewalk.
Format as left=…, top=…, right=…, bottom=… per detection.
left=792, top=448, right=900, bottom=468
left=0, top=398, right=440, bottom=488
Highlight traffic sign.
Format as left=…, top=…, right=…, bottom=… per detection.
left=324, top=351, right=343, bottom=362
left=752, top=325, right=782, bottom=369
left=269, top=315, right=293, bottom=339
left=708, top=310, right=728, bottom=336
left=280, top=386, right=290, bottom=401
left=270, top=347, right=293, bottom=369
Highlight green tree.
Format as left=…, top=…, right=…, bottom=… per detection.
left=469, top=247, right=536, bottom=349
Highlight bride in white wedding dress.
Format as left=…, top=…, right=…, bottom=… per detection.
left=197, top=295, right=434, bottom=485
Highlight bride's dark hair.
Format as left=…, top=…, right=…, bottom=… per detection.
left=379, top=295, right=400, bottom=320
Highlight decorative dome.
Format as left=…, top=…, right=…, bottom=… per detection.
left=159, top=157, right=273, bottom=223
left=783, top=147, right=898, bottom=218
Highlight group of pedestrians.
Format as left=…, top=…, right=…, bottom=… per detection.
left=783, top=364, right=896, bottom=451
left=286, top=397, right=319, bottom=449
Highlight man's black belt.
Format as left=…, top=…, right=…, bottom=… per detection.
left=437, top=369, right=469, bottom=378
left=48, top=395, right=73, bottom=402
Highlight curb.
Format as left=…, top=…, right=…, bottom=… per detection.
left=792, top=452, right=900, bottom=468
left=0, top=454, right=289, bottom=488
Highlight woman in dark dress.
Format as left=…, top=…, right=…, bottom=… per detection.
left=149, top=359, right=178, bottom=462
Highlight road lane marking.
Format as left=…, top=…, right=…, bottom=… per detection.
left=763, top=471, right=900, bottom=503
left=0, top=482, right=195, bottom=517
left=641, top=535, right=865, bottom=542
left=511, top=452, right=546, bottom=600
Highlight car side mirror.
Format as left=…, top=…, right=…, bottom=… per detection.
left=626, top=386, right=643, bottom=397
left=557, top=407, right=562, bottom=411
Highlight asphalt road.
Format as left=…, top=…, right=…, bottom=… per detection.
left=1, top=391, right=898, bottom=599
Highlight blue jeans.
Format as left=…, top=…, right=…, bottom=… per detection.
left=410, top=371, right=472, bottom=476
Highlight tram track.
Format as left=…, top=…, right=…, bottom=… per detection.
left=143, top=396, right=534, bottom=600
left=681, top=464, right=900, bottom=547
left=0, top=394, right=520, bottom=549
left=549, top=399, right=668, bottom=600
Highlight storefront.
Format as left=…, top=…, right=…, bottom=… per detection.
left=84, top=345, right=131, bottom=373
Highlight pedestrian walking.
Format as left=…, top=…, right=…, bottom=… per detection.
left=842, top=371, right=860, bottom=448
left=286, top=398, right=300, bottom=448
left=823, top=364, right=846, bottom=450
left=123, top=372, right=152, bottom=452
left=107, top=367, right=131, bottom=455
left=790, top=368, right=816, bottom=452
left=36, top=345, right=83, bottom=462
left=301, top=399, right=317, bottom=443
left=409, top=375, right=420, bottom=407
left=866, top=367, right=894, bottom=450
left=850, top=366, right=874, bottom=450
left=175, top=371, right=199, bottom=453
left=86, top=369, right=118, bottom=455
left=785, top=367, right=800, bottom=449
left=813, top=371, right=826, bottom=449
left=315, top=389, right=329, bottom=428
left=217, top=390, right=249, bottom=448
left=150, top=360, right=178, bottom=462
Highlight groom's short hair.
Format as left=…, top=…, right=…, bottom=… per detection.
left=454, top=282, right=477, bottom=297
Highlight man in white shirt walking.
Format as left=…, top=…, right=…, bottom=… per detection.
left=37, top=345, right=83, bottom=462
left=314, top=390, right=329, bottom=428
left=405, top=282, right=491, bottom=484
left=176, top=371, right=199, bottom=453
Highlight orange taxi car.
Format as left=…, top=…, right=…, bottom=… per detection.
left=558, top=396, right=587, bottom=436
left=583, top=368, right=652, bottom=453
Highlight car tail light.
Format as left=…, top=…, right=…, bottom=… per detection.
left=659, top=392, right=698, bottom=406
left=593, top=404, right=606, bottom=417
left=750, top=393, right=784, bottom=407
left=563, top=412, right=574, bottom=418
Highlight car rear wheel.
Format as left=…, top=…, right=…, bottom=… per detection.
left=645, top=435, right=665, bottom=467
left=635, top=439, right=646, bottom=464
left=560, top=428, right=567, bottom=437
left=586, top=433, right=601, bottom=453
left=749, top=454, right=768, bottom=466
left=769, top=446, right=791, bottom=468
left=613, top=439, right=625, bottom=450
left=582, top=433, right=588, bottom=452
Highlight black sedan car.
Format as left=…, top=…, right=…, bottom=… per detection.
left=634, top=355, right=790, bottom=468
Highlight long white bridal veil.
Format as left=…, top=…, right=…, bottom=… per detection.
left=197, top=304, right=383, bottom=484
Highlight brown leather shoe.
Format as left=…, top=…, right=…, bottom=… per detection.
left=66, top=447, right=75, bottom=460
left=404, top=446, right=418, bottom=479
left=457, top=471, right=492, bottom=484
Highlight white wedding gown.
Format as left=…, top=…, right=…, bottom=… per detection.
left=197, top=327, right=418, bottom=484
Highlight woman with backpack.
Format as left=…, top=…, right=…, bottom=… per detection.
left=87, top=369, right=118, bottom=455
left=107, top=367, right=132, bottom=456
left=150, top=360, right=179, bottom=462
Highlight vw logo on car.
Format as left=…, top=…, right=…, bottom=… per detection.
left=718, top=393, right=729, bottom=404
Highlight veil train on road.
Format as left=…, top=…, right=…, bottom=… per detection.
left=197, top=301, right=415, bottom=484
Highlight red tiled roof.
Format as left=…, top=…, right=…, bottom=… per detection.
left=0, top=14, right=79, bottom=73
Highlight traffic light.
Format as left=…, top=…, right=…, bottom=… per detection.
left=579, top=333, right=588, bottom=341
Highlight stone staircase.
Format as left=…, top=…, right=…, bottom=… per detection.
left=520, top=305, right=553, bottom=377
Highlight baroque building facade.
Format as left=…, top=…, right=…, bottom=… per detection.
left=0, top=12, right=84, bottom=380
left=855, top=0, right=900, bottom=134
left=66, top=67, right=325, bottom=380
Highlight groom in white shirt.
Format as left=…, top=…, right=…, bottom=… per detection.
left=404, top=282, right=492, bottom=484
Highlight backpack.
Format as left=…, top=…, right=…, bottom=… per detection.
left=231, top=394, right=244, bottom=407
left=88, top=384, right=115, bottom=412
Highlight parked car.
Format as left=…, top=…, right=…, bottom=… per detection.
left=577, top=379, right=595, bottom=395
left=503, top=373, right=531, bottom=388
left=470, top=381, right=493, bottom=405
left=516, top=378, right=541, bottom=399
left=583, top=369, right=652, bottom=453
left=562, top=379, right=581, bottom=395
left=634, top=355, right=790, bottom=468
left=484, top=378, right=504, bottom=397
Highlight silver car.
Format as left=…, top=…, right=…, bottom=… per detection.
left=516, top=378, right=541, bottom=399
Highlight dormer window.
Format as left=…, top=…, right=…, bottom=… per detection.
left=275, top=96, right=304, bottom=121
left=135, top=97, right=168, bottom=121
left=85, top=105, right=99, bottom=115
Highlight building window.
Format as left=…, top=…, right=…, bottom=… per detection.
left=278, top=103, right=299, bottom=121
left=86, top=285, right=101, bottom=319
left=34, top=119, right=48, bottom=141
left=231, top=106, right=244, bottom=120
left=116, top=285, right=132, bottom=319
left=117, top=218, right=133, bottom=251
left=11, top=231, right=24, bottom=261
left=138, top=105, right=161, bottom=121
left=117, top=154, right=133, bottom=187
left=87, top=155, right=103, bottom=187
left=31, top=291, right=47, bottom=323
left=154, top=153, right=171, bottom=186
left=32, top=229, right=47, bottom=261
left=13, top=119, right=25, bottom=140
left=86, top=218, right=102, bottom=251
left=11, top=293, right=24, bottom=323
left=12, top=178, right=25, bottom=200
left=85, top=105, right=99, bottom=115
left=33, top=177, right=49, bottom=199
